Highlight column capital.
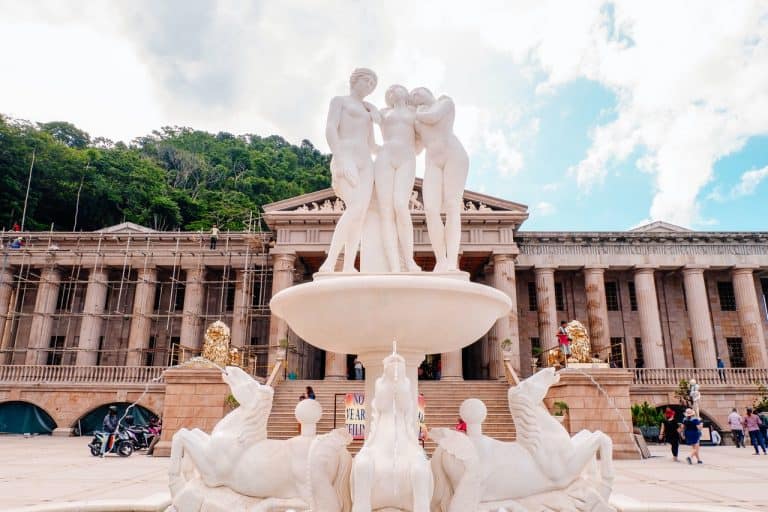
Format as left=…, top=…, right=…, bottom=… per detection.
left=633, top=265, right=656, bottom=275
left=533, top=266, right=556, bottom=274
left=583, top=265, right=609, bottom=273
left=682, top=265, right=708, bottom=275
left=732, top=266, right=758, bottom=276
left=492, top=245, right=519, bottom=257
left=272, top=252, right=297, bottom=271
left=492, top=253, right=516, bottom=265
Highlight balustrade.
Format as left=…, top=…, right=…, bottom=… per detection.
left=632, top=367, right=768, bottom=386
left=0, top=365, right=166, bottom=384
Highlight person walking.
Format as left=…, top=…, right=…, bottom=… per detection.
left=209, top=224, right=220, bottom=250
left=682, top=408, right=703, bottom=464
left=743, top=408, right=767, bottom=455
left=659, top=407, right=681, bottom=461
left=727, top=408, right=745, bottom=448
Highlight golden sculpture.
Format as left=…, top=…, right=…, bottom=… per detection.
left=202, top=320, right=232, bottom=367
left=565, top=320, right=593, bottom=363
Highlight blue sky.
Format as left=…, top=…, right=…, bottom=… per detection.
left=1, top=1, right=767, bottom=232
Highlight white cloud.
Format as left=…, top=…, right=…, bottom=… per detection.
left=1, top=0, right=766, bottom=230
left=731, top=166, right=768, bottom=198
left=534, top=201, right=557, bottom=216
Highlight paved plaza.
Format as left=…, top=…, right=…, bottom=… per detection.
left=0, top=435, right=766, bottom=511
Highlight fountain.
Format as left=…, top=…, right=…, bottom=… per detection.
left=166, top=68, right=620, bottom=512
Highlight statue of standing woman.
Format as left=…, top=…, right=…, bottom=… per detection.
left=372, top=84, right=421, bottom=272
left=319, top=68, right=379, bottom=273
left=410, top=87, right=469, bottom=272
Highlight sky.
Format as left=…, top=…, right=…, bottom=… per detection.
left=1, top=1, right=767, bottom=232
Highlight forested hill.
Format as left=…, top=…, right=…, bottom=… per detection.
left=0, top=115, right=331, bottom=232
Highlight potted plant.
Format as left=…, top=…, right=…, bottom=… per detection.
left=631, top=401, right=663, bottom=440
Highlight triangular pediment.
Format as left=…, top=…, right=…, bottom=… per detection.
left=262, top=178, right=529, bottom=215
left=95, top=222, right=157, bottom=234
left=629, top=220, right=692, bottom=233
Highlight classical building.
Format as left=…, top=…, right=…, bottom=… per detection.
left=2, top=180, right=767, bottom=383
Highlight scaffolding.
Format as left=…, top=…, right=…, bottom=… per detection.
left=0, top=212, right=274, bottom=375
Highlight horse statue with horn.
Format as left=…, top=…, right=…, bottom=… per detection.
left=168, top=365, right=352, bottom=512
left=431, top=367, right=615, bottom=511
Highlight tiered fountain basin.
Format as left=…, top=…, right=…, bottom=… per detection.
left=270, top=271, right=512, bottom=406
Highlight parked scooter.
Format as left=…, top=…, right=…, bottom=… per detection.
left=126, top=424, right=154, bottom=451
left=88, top=429, right=134, bottom=457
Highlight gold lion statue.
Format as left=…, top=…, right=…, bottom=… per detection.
left=565, top=320, right=592, bottom=363
left=202, top=320, right=232, bottom=366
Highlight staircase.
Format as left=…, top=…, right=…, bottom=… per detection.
left=267, top=379, right=516, bottom=455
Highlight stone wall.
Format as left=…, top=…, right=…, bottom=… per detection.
left=544, top=369, right=639, bottom=459
left=0, top=383, right=165, bottom=433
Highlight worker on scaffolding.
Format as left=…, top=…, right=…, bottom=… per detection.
left=210, top=224, right=220, bottom=250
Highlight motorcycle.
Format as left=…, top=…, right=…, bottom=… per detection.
left=126, top=424, right=154, bottom=451
left=88, top=429, right=134, bottom=457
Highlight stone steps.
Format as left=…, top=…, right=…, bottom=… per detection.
left=267, top=379, right=516, bottom=454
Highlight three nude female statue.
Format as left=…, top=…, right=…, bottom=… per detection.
left=319, top=68, right=469, bottom=274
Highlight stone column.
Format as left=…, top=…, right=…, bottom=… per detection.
left=493, top=254, right=520, bottom=376
left=76, top=267, right=109, bottom=366
left=732, top=267, right=768, bottom=368
left=126, top=267, right=157, bottom=366
left=230, top=269, right=251, bottom=349
left=682, top=266, right=717, bottom=368
left=325, top=351, right=348, bottom=380
left=268, top=253, right=296, bottom=373
left=583, top=265, right=610, bottom=356
left=26, top=267, right=62, bottom=365
left=440, top=349, right=463, bottom=381
left=535, top=267, right=558, bottom=350
left=0, top=268, right=14, bottom=364
left=633, top=267, right=666, bottom=368
left=180, top=267, right=206, bottom=351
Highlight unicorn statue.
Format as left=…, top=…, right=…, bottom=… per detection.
left=168, top=365, right=353, bottom=512
left=350, top=350, right=434, bottom=512
left=431, top=367, right=615, bottom=512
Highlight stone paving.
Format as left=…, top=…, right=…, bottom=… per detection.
left=1, top=436, right=767, bottom=510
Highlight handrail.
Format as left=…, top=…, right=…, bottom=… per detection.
left=504, top=360, right=520, bottom=386
left=0, top=365, right=166, bottom=384
left=632, top=368, right=768, bottom=386
left=266, top=360, right=282, bottom=388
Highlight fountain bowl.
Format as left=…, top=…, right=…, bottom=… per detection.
left=269, top=272, right=511, bottom=355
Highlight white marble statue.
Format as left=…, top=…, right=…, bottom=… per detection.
left=689, top=378, right=701, bottom=417
left=410, top=87, right=469, bottom=273
left=372, top=84, right=421, bottom=272
left=351, top=351, right=433, bottom=512
left=168, top=366, right=353, bottom=512
left=431, top=368, right=615, bottom=512
left=319, top=68, right=379, bottom=273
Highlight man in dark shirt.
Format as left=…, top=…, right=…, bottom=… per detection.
left=100, top=406, right=119, bottom=456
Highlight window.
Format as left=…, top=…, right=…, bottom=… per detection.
left=717, top=281, right=736, bottom=311
left=681, top=282, right=688, bottom=311
left=47, top=335, right=65, bottom=365
left=153, top=283, right=162, bottom=312
left=173, top=284, right=185, bottom=311
left=145, top=336, right=156, bottom=366
left=555, top=282, right=566, bottom=311
left=761, top=279, right=768, bottom=319
left=96, top=336, right=104, bottom=366
left=56, top=283, right=74, bottom=312
left=609, top=337, right=624, bottom=368
left=627, top=282, right=638, bottom=311
left=633, top=337, right=644, bottom=368
left=531, top=337, right=541, bottom=356
left=226, top=283, right=236, bottom=311
left=726, top=338, right=746, bottom=368
left=605, top=282, right=620, bottom=311
left=527, top=282, right=538, bottom=311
